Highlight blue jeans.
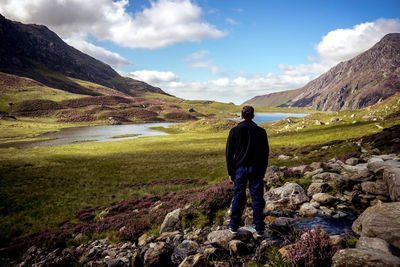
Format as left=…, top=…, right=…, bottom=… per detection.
left=230, top=166, right=266, bottom=234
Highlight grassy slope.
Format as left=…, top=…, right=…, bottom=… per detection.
left=0, top=72, right=83, bottom=111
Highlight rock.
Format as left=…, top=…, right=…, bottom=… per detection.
left=290, top=165, right=308, bottom=175
left=108, top=117, right=121, bottom=125
left=319, top=206, right=334, bottom=217
left=330, top=117, right=340, bottom=122
left=356, top=237, right=391, bottom=253
left=307, top=182, right=330, bottom=197
left=143, top=242, right=173, bottom=267
left=350, top=170, right=374, bottom=182
left=361, top=180, right=388, bottom=195
left=329, top=235, right=345, bottom=248
left=228, top=240, right=249, bottom=257
left=312, top=193, right=336, bottom=205
left=178, top=254, right=206, bottom=267
left=315, top=120, right=324, bottom=125
left=207, top=230, right=235, bottom=250
left=160, top=208, right=182, bottom=234
left=269, top=217, right=295, bottom=234
left=264, top=182, right=309, bottom=211
left=299, top=202, right=318, bottom=216
left=304, top=168, right=324, bottom=179
left=312, top=172, right=335, bottom=183
left=171, top=240, right=200, bottom=265
left=278, top=154, right=290, bottom=160
left=383, top=166, right=400, bottom=201
left=138, top=233, right=148, bottom=247
left=332, top=248, right=400, bottom=267
left=352, top=202, right=400, bottom=249
left=345, top=157, right=359, bottom=166
left=263, top=166, right=283, bottom=187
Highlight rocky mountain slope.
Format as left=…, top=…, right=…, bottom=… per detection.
left=0, top=14, right=166, bottom=97
left=245, top=33, right=400, bottom=111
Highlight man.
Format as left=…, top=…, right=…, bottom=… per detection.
left=226, top=106, right=269, bottom=237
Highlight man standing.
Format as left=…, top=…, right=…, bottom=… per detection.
left=226, top=106, right=269, bottom=237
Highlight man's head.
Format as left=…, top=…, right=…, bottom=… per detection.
left=241, top=106, right=254, bottom=120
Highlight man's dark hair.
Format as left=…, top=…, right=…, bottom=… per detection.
left=241, top=106, right=254, bottom=120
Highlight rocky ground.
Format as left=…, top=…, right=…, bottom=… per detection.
left=5, top=126, right=400, bottom=266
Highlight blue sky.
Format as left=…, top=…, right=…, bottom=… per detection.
left=1, top=0, right=400, bottom=103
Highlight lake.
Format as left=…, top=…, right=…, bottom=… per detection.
left=234, top=112, right=309, bottom=124
left=4, top=113, right=309, bottom=149
left=4, top=122, right=175, bottom=149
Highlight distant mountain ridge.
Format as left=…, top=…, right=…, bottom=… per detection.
left=0, top=14, right=167, bottom=97
left=244, top=33, right=400, bottom=111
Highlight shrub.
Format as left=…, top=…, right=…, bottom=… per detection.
left=287, top=226, right=337, bottom=267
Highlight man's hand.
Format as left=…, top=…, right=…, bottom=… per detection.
left=229, top=176, right=234, bottom=183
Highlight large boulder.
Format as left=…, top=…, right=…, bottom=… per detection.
left=352, top=202, right=400, bottom=249
left=383, top=166, right=400, bottom=201
left=264, top=182, right=309, bottom=211
left=332, top=248, right=400, bottom=267
left=160, top=208, right=182, bottom=234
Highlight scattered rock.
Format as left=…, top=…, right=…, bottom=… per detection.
left=356, top=236, right=391, bottom=253
left=144, top=242, right=173, bottom=267
left=264, top=182, right=309, bottom=211
left=361, top=180, right=388, bottom=195
left=160, top=208, right=182, bottom=234
left=307, top=182, right=330, bottom=197
left=269, top=217, right=295, bottom=234
left=298, top=202, right=318, bottom=216
left=171, top=240, right=200, bottom=265
left=278, top=154, right=290, bottom=160
left=263, top=166, right=283, bottom=187
left=178, top=253, right=206, bottom=267
left=312, top=193, right=336, bottom=205
left=345, top=158, right=359, bottom=166
left=207, top=230, right=235, bottom=250
left=229, top=240, right=249, bottom=257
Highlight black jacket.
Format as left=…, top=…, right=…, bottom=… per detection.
left=226, top=119, right=269, bottom=176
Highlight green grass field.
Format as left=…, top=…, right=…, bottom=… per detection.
left=1, top=109, right=399, bottom=242
left=1, top=87, right=399, bottom=244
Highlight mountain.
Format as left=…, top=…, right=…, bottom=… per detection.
left=244, top=33, right=400, bottom=111
left=0, top=14, right=166, bottom=97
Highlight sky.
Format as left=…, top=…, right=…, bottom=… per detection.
left=1, top=0, right=400, bottom=104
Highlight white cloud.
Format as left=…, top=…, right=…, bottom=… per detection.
left=226, top=18, right=238, bottom=25
left=128, top=70, right=179, bottom=84
left=142, top=72, right=311, bottom=104
left=316, top=18, right=400, bottom=66
left=64, top=38, right=131, bottom=68
left=184, top=50, right=220, bottom=75
left=183, top=50, right=210, bottom=61
left=277, top=18, right=400, bottom=77
left=0, top=0, right=227, bottom=49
